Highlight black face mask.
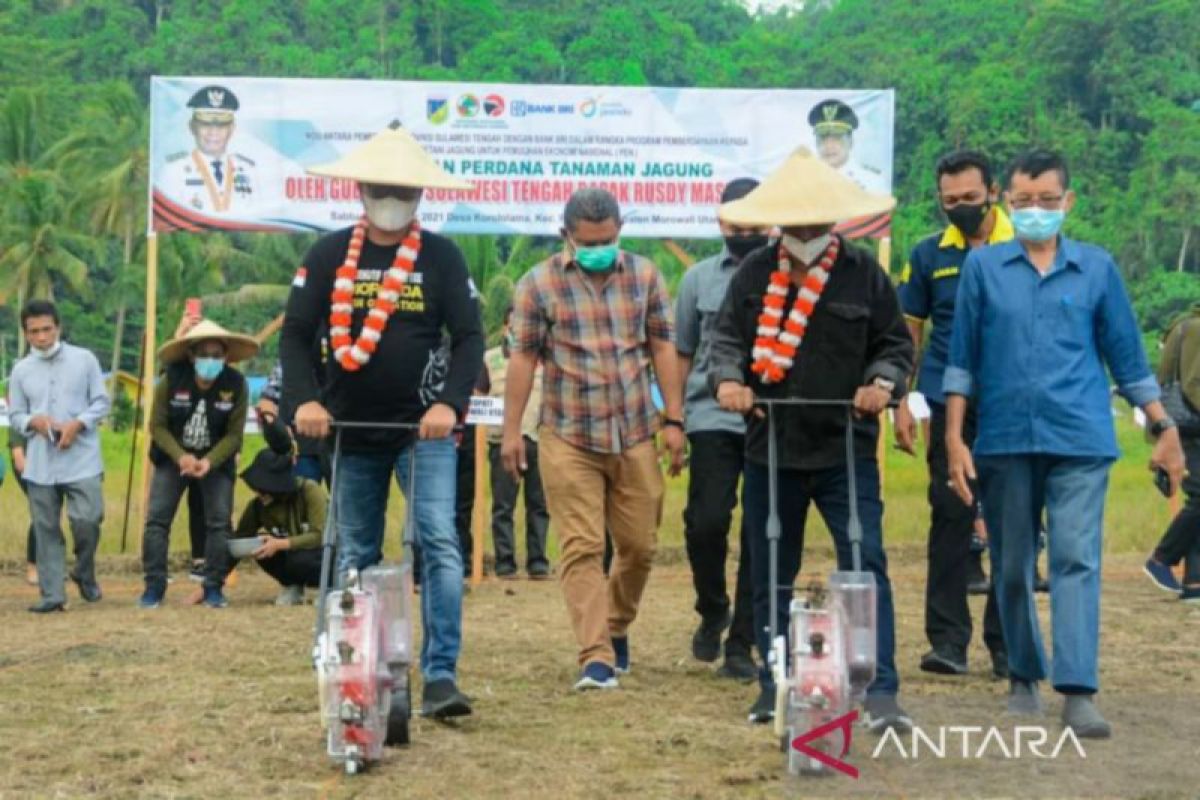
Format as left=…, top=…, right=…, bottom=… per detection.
left=944, top=201, right=990, bottom=237
left=724, top=233, right=769, bottom=260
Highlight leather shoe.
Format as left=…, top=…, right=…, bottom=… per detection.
left=28, top=600, right=66, bottom=613
left=70, top=573, right=103, bottom=603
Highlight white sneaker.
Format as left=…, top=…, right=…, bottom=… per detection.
left=274, top=585, right=304, bottom=606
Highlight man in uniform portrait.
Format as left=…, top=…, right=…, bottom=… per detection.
left=807, top=98, right=881, bottom=191
left=160, top=85, right=257, bottom=215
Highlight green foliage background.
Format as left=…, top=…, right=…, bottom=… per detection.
left=0, top=0, right=1198, bottom=378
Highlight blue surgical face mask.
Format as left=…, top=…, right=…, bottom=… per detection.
left=194, top=357, right=225, bottom=381
left=1011, top=207, right=1065, bottom=243
left=573, top=242, right=619, bottom=272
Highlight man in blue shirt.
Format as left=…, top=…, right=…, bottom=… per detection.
left=897, top=151, right=1008, bottom=679
left=944, top=150, right=1185, bottom=738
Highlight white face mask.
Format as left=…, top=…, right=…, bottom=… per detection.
left=32, top=340, right=62, bottom=360
left=781, top=233, right=833, bottom=265
left=362, top=194, right=420, bottom=231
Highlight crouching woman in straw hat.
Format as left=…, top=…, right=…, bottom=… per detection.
left=706, top=148, right=915, bottom=731
left=280, top=123, right=484, bottom=720
left=139, top=320, right=259, bottom=610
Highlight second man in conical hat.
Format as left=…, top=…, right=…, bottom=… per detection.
left=281, top=123, right=484, bottom=719
left=707, top=148, right=916, bottom=731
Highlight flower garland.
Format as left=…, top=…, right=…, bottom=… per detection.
left=750, top=237, right=840, bottom=384
left=329, top=217, right=423, bottom=372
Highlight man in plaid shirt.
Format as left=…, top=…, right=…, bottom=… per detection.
left=502, top=188, right=686, bottom=691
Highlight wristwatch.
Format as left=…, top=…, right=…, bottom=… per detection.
left=872, top=376, right=896, bottom=394
left=1149, top=416, right=1177, bottom=438
left=663, top=418, right=685, bottom=431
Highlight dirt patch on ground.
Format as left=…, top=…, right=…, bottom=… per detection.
left=0, top=551, right=1196, bottom=799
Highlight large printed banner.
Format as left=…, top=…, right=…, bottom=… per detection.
left=149, top=76, right=894, bottom=239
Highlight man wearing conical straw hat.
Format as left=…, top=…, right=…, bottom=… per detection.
left=281, top=123, right=484, bottom=720
left=707, top=148, right=915, bottom=732
left=139, top=319, right=258, bottom=610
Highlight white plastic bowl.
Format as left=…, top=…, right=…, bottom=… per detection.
left=227, top=537, right=262, bottom=559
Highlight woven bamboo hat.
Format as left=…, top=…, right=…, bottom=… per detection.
left=718, top=147, right=895, bottom=226
left=158, top=319, right=259, bottom=365
left=307, top=122, right=473, bottom=190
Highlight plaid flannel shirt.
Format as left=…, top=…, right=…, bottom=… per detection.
left=511, top=250, right=673, bottom=454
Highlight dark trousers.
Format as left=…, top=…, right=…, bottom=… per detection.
left=142, top=464, right=232, bottom=591
left=454, top=426, right=476, bottom=576
left=16, top=473, right=36, bottom=563
left=488, top=439, right=550, bottom=575
left=683, top=430, right=754, bottom=656
left=256, top=547, right=324, bottom=588
left=1155, top=436, right=1200, bottom=585
left=925, top=406, right=1004, bottom=656
left=187, top=484, right=206, bottom=561
left=744, top=459, right=899, bottom=696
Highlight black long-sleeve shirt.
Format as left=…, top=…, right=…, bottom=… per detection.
left=707, top=237, right=913, bottom=470
left=280, top=226, right=484, bottom=452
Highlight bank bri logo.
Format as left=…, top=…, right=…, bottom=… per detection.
left=510, top=99, right=574, bottom=118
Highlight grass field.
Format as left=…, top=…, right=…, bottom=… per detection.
left=0, top=412, right=1196, bottom=800
left=0, top=407, right=1178, bottom=565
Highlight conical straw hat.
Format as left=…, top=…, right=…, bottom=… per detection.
left=719, top=147, right=895, bottom=227
left=307, top=124, right=473, bottom=190
left=158, top=319, right=260, bottom=365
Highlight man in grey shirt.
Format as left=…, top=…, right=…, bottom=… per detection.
left=675, top=178, right=769, bottom=680
left=8, top=300, right=110, bottom=612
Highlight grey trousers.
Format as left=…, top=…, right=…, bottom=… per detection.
left=26, top=476, right=104, bottom=605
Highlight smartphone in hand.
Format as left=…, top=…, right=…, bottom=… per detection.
left=1153, top=466, right=1174, bottom=498
left=186, top=297, right=202, bottom=318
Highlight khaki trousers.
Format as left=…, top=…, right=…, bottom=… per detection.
left=539, top=431, right=663, bottom=667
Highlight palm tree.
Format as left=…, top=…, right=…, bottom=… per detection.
left=51, top=83, right=149, bottom=378
left=0, top=172, right=98, bottom=348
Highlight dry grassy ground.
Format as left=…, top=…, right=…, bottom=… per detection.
left=0, top=546, right=1197, bottom=800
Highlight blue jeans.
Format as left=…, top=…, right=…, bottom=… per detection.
left=334, top=437, right=462, bottom=683
left=975, top=455, right=1110, bottom=692
left=743, top=459, right=899, bottom=696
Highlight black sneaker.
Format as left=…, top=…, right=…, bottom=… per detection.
left=28, top=600, right=66, bottom=613
left=69, top=572, right=103, bottom=603
left=717, top=650, right=758, bottom=683
left=692, top=610, right=730, bottom=663
left=967, top=552, right=990, bottom=596
left=919, top=646, right=967, bottom=675
left=421, top=678, right=473, bottom=718
left=990, top=650, right=1010, bottom=680
left=863, top=694, right=913, bottom=734
left=1034, top=566, right=1049, bottom=593
left=748, top=686, right=775, bottom=724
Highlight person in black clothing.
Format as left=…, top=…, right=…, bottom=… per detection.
left=139, top=320, right=257, bottom=609
left=895, top=150, right=1008, bottom=678
left=8, top=428, right=37, bottom=585
left=708, top=148, right=914, bottom=732
left=281, top=125, right=483, bottom=720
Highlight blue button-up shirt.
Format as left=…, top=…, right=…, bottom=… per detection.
left=944, top=236, right=1158, bottom=458
left=8, top=342, right=110, bottom=485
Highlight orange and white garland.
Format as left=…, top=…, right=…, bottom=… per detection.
left=329, top=217, right=422, bottom=372
left=751, top=237, right=840, bottom=384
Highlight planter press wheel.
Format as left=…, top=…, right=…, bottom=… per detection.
left=384, top=678, right=411, bottom=746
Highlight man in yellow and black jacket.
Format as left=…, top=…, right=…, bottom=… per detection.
left=896, top=150, right=1011, bottom=679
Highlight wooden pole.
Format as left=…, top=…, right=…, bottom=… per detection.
left=254, top=312, right=285, bottom=345
left=120, top=331, right=148, bottom=553
left=664, top=239, right=695, bottom=269
left=137, top=233, right=159, bottom=544
left=471, top=423, right=487, bottom=586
